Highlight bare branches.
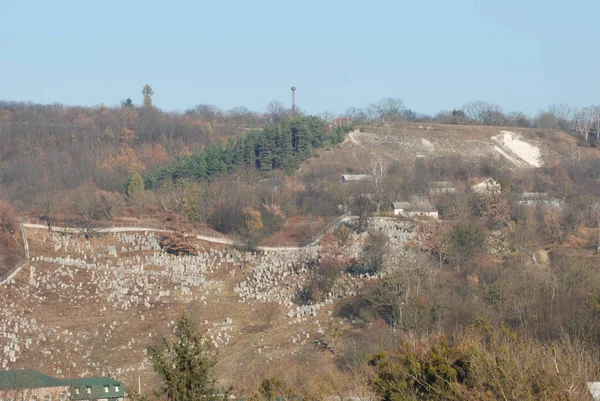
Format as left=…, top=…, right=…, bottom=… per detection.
left=575, top=107, right=597, bottom=142
left=368, top=156, right=389, bottom=213
left=463, top=100, right=505, bottom=125
left=368, top=156, right=388, bottom=193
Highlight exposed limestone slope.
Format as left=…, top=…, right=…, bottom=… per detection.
left=325, top=123, right=580, bottom=171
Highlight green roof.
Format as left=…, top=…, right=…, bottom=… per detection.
left=66, top=377, right=125, bottom=399
left=0, top=370, right=65, bottom=390
left=0, top=370, right=125, bottom=398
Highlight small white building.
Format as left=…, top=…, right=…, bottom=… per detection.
left=391, top=201, right=411, bottom=216
left=429, top=181, right=456, bottom=194
left=392, top=200, right=438, bottom=220
left=341, top=174, right=371, bottom=183
left=406, top=204, right=439, bottom=220
left=471, top=177, right=501, bottom=194
left=518, top=192, right=562, bottom=208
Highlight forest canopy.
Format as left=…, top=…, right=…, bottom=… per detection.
left=145, top=116, right=348, bottom=188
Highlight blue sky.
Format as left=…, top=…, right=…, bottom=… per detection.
left=1, top=0, right=598, bottom=116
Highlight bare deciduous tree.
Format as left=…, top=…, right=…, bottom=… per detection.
left=369, top=156, right=388, bottom=213
left=545, top=103, right=575, bottom=130
left=344, top=107, right=368, bottom=121
left=227, top=106, right=251, bottom=123
left=98, top=190, right=125, bottom=221
left=593, top=106, right=600, bottom=142
left=548, top=103, right=575, bottom=121
left=266, top=100, right=286, bottom=123
left=71, top=182, right=104, bottom=223
left=352, top=194, right=374, bottom=233
left=256, top=301, right=281, bottom=330
left=319, top=110, right=334, bottom=123
left=575, top=106, right=596, bottom=142
left=186, top=104, right=223, bottom=121
left=372, top=98, right=406, bottom=122
left=463, top=100, right=505, bottom=125
left=156, top=180, right=189, bottom=213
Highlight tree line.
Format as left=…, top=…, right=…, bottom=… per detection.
left=2, top=86, right=600, bottom=211
left=144, top=116, right=348, bottom=189
left=343, top=98, right=600, bottom=146
left=0, top=87, right=269, bottom=208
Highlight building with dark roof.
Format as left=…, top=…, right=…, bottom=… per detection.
left=391, top=202, right=411, bottom=216
left=68, top=377, right=125, bottom=401
left=0, top=370, right=124, bottom=401
left=391, top=199, right=438, bottom=220
left=0, top=370, right=69, bottom=401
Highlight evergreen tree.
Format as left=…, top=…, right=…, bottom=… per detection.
left=242, top=139, right=256, bottom=168
left=263, top=125, right=279, bottom=168
left=276, top=125, right=293, bottom=168
left=229, top=138, right=244, bottom=167
left=142, top=84, right=154, bottom=108
left=127, top=172, right=145, bottom=198
left=289, top=119, right=312, bottom=157
left=122, top=98, right=134, bottom=108
left=194, top=152, right=208, bottom=179
left=146, top=116, right=353, bottom=187
left=305, top=116, right=326, bottom=147
left=148, top=315, right=225, bottom=401
left=257, top=132, right=274, bottom=171
left=204, top=144, right=225, bottom=176
left=171, top=157, right=195, bottom=181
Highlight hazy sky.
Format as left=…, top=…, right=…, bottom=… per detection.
left=1, top=0, right=598, bottom=116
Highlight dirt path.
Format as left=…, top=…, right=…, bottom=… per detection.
left=347, top=129, right=405, bottom=162
left=24, top=214, right=358, bottom=252
left=22, top=223, right=318, bottom=252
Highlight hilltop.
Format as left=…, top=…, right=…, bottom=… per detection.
left=301, top=122, right=587, bottom=175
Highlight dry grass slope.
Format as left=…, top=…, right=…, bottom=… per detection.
left=301, top=122, right=588, bottom=177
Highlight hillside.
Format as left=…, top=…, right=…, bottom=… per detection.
left=0, top=101, right=264, bottom=208
left=3, top=120, right=600, bottom=399
left=301, top=122, right=587, bottom=175
left=0, top=218, right=412, bottom=393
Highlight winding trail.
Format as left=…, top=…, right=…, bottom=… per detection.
left=2, top=214, right=389, bottom=286
left=347, top=129, right=412, bottom=163
left=22, top=213, right=354, bottom=252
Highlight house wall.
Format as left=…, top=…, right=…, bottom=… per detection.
left=0, top=385, right=69, bottom=401
left=518, top=200, right=562, bottom=208
left=394, top=209, right=438, bottom=219
left=430, top=188, right=456, bottom=194
left=407, top=211, right=438, bottom=219
left=471, top=182, right=501, bottom=194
